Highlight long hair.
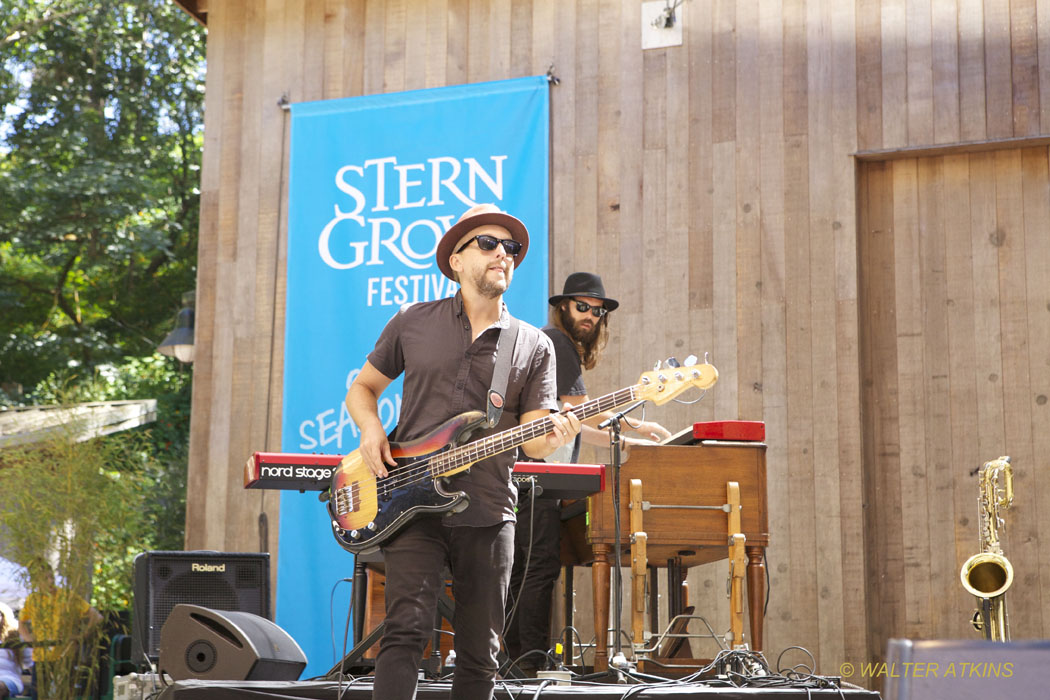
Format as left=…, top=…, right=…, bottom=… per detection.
left=552, top=301, right=610, bottom=370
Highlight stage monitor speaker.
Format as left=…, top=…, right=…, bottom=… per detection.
left=883, top=638, right=1050, bottom=699
left=132, top=550, right=270, bottom=664
left=159, top=604, right=307, bottom=681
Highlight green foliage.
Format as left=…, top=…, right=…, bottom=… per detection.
left=0, top=0, right=205, bottom=389
left=0, top=354, right=192, bottom=694
left=1, top=359, right=190, bottom=618
left=31, top=355, right=193, bottom=565
left=0, top=1, right=202, bottom=639
left=0, top=421, right=152, bottom=700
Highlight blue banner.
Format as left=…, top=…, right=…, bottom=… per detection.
left=278, top=76, right=550, bottom=677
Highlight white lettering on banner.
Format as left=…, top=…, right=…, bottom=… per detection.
left=318, top=165, right=368, bottom=269
left=298, top=370, right=403, bottom=450
left=426, top=156, right=506, bottom=205
left=317, top=155, right=507, bottom=271
left=366, top=274, right=459, bottom=307
left=467, top=156, right=506, bottom=201
left=394, top=162, right=427, bottom=210
left=319, top=213, right=456, bottom=271
left=365, top=157, right=398, bottom=211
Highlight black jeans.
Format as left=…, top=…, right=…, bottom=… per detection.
left=374, top=516, right=514, bottom=700
left=504, top=498, right=562, bottom=668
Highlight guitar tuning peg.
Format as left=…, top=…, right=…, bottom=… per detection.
left=665, top=357, right=681, bottom=368
left=704, top=351, right=710, bottom=364
left=653, top=360, right=662, bottom=371
left=683, top=354, right=698, bottom=367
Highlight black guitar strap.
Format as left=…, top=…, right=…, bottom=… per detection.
left=486, top=316, right=520, bottom=428
left=569, top=432, right=582, bottom=464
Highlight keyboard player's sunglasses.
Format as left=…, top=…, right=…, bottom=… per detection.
left=573, top=300, right=608, bottom=318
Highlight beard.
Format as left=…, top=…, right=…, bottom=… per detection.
left=468, top=260, right=512, bottom=299
left=558, top=304, right=599, bottom=344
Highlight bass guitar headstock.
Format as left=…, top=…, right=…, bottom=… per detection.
left=635, top=355, right=718, bottom=405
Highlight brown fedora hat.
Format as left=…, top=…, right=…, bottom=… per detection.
left=548, top=271, right=619, bottom=311
left=435, top=203, right=530, bottom=281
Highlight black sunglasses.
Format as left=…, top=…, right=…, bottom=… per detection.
left=455, top=234, right=523, bottom=257
left=573, top=299, right=608, bottom=317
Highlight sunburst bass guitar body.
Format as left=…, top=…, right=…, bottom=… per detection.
left=327, top=359, right=718, bottom=554
left=328, top=411, right=487, bottom=554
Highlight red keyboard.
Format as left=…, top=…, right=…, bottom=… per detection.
left=244, top=452, right=341, bottom=491
left=245, top=452, right=605, bottom=499
left=512, top=462, right=605, bottom=500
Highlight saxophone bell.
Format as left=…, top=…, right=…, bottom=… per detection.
left=960, top=551, right=1013, bottom=600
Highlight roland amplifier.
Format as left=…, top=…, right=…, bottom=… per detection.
left=132, top=551, right=270, bottom=663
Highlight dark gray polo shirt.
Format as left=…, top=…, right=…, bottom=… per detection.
left=367, top=293, right=559, bottom=526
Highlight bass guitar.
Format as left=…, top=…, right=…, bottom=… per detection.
left=327, top=358, right=718, bottom=553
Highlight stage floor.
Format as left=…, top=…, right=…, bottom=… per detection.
left=156, top=677, right=880, bottom=699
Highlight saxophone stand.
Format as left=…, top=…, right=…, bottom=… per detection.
left=576, top=402, right=665, bottom=684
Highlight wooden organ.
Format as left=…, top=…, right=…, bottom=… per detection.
left=562, top=422, right=769, bottom=670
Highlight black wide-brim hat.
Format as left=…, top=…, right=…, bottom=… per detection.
left=435, top=203, right=530, bottom=281
left=548, top=271, right=619, bottom=311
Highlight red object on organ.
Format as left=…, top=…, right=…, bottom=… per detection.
left=692, top=420, right=765, bottom=442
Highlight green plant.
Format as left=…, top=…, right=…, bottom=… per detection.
left=31, top=355, right=192, bottom=567
left=0, top=418, right=153, bottom=700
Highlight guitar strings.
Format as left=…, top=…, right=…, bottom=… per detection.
left=362, top=385, right=642, bottom=496
left=334, top=368, right=713, bottom=538
left=372, top=386, right=638, bottom=493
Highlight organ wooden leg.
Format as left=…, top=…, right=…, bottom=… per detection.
left=592, top=543, right=611, bottom=671
left=746, top=545, right=765, bottom=650
left=629, top=479, right=647, bottom=648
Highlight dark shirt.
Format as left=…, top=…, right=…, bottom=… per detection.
left=525, top=325, right=589, bottom=467
left=543, top=325, right=586, bottom=398
left=367, top=293, right=559, bottom=526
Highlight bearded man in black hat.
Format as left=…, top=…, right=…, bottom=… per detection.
left=346, top=203, right=582, bottom=700
left=504, top=271, right=671, bottom=674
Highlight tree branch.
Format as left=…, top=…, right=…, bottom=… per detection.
left=51, top=249, right=82, bottom=326
left=2, top=2, right=83, bottom=48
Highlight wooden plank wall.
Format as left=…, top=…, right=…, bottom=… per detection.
left=184, top=0, right=1050, bottom=682
left=857, top=145, right=1050, bottom=655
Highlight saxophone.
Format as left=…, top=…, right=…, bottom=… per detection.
left=959, top=456, right=1014, bottom=641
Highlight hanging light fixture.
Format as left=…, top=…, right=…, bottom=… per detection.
left=158, top=291, right=196, bottom=364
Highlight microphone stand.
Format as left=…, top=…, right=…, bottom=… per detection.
left=579, top=401, right=646, bottom=682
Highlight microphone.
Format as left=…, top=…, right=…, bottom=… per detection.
left=598, top=401, right=645, bottom=430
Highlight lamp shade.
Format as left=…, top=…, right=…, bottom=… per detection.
left=158, top=306, right=195, bottom=363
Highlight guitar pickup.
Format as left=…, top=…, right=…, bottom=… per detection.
left=378, top=478, right=393, bottom=501
left=334, top=484, right=359, bottom=515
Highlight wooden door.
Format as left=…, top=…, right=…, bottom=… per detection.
left=857, top=147, right=1050, bottom=660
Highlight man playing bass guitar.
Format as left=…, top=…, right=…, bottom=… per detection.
left=345, top=203, right=582, bottom=700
